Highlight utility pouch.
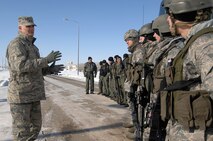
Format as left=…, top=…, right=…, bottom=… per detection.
left=192, top=91, right=213, bottom=130
left=173, top=91, right=194, bottom=129
left=153, top=78, right=162, bottom=93
left=173, top=90, right=213, bottom=130
left=160, top=91, right=170, bottom=121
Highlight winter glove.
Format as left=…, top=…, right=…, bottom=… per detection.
left=45, top=51, right=62, bottom=63
left=49, top=62, right=65, bottom=75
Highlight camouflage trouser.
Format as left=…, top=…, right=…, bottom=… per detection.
left=109, top=78, right=116, bottom=98
left=117, top=76, right=126, bottom=104
left=128, top=84, right=141, bottom=140
left=98, top=76, right=104, bottom=93
left=166, top=120, right=213, bottom=141
left=10, top=101, right=42, bottom=141
left=103, top=76, right=109, bottom=95
left=86, top=74, right=94, bottom=93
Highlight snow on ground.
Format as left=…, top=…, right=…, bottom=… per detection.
left=0, top=70, right=9, bottom=87
left=0, top=69, right=99, bottom=140
left=0, top=70, right=12, bottom=141
left=59, top=69, right=99, bottom=83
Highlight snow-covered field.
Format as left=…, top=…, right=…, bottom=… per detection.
left=60, top=69, right=100, bottom=83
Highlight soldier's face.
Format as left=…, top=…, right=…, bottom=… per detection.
left=139, top=36, right=145, bottom=43
left=19, top=25, right=35, bottom=37
left=126, top=39, right=134, bottom=48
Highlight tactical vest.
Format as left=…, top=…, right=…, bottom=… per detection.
left=161, top=27, right=213, bottom=130
left=152, top=37, right=183, bottom=94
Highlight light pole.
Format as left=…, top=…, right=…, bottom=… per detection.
left=65, top=18, right=80, bottom=75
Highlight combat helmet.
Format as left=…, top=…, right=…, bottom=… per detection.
left=139, top=23, right=154, bottom=36
left=169, top=0, right=213, bottom=14
left=124, top=29, right=139, bottom=41
left=152, top=14, right=170, bottom=34
left=163, top=0, right=171, bottom=8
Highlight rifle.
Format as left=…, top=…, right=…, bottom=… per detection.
left=140, top=62, right=167, bottom=141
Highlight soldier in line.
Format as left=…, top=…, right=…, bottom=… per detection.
left=83, top=56, right=97, bottom=94
left=6, top=16, right=63, bottom=141
left=122, top=53, right=130, bottom=106
left=107, top=56, right=117, bottom=100
left=101, top=60, right=110, bottom=96
left=142, top=14, right=185, bottom=141
left=114, top=55, right=126, bottom=105
left=139, top=23, right=158, bottom=63
left=98, top=61, right=104, bottom=94
left=163, top=0, right=213, bottom=140
left=123, top=29, right=146, bottom=140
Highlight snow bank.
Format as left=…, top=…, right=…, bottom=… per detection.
left=0, top=70, right=9, bottom=87
left=60, top=69, right=99, bottom=83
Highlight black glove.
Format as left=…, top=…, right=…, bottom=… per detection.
left=45, top=51, right=62, bottom=63
left=49, top=62, right=65, bottom=75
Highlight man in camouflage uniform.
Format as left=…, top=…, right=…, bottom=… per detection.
left=124, top=29, right=146, bottom=140
left=122, top=53, right=130, bottom=106
left=114, top=55, right=126, bottom=105
left=141, top=14, right=185, bottom=141
left=107, top=56, right=117, bottom=100
left=101, top=60, right=109, bottom=96
left=163, top=0, right=213, bottom=140
left=139, top=23, right=158, bottom=63
left=98, top=61, right=103, bottom=94
left=6, top=16, right=63, bottom=141
left=84, top=56, right=97, bottom=94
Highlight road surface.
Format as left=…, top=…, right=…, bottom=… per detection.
left=0, top=75, right=131, bottom=141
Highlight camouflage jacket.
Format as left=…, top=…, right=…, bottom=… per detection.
left=144, top=41, right=158, bottom=63
left=114, top=62, right=125, bottom=78
left=99, top=64, right=109, bottom=77
left=152, top=37, right=184, bottom=93
left=183, top=19, right=213, bottom=99
left=131, top=44, right=146, bottom=64
left=148, top=37, right=173, bottom=66
left=6, top=34, right=49, bottom=103
left=107, top=62, right=115, bottom=79
left=83, top=62, right=97, bottom=77
left=130, top=44, right=146, bottom=85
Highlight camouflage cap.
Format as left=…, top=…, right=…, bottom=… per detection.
left=18, top=16, right=36, bottom=26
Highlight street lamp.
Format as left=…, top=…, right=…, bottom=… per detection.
left=64, top=18, right=80, bottom=75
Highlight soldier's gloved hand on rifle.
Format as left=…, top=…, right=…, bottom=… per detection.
left=49, top=62, right=65, bottom=75
left=45, top=51, right=62, bottom=64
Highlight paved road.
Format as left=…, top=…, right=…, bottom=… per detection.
left=39, top=76, right=131, bottom=141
